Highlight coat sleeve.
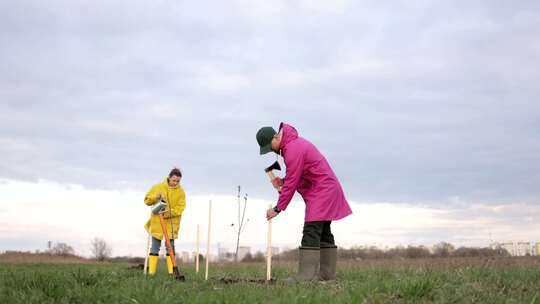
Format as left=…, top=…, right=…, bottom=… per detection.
left=276, top=145, right=305, bottom=212
left=144, top=184, right=161, bottom=206
left=163, top=190, right=186, bottom=219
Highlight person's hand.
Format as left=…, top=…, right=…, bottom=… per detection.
left=155, top=193, right=162, bottom=202
left=266, top=208, right=279, bottom=221
left=271, top=177, right=283, bottom=190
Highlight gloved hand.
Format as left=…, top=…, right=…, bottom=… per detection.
left=152, top=200, right=167, bottom=215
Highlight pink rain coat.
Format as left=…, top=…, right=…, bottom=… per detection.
left=276, top=123, right=353, bottom=222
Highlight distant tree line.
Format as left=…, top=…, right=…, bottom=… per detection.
left=273, top=242, right=510, bottom=261
left=2, top=240, right=510, bottom=263
left=46, top=241, right=77, bottom=257
left=241, top=251, right=266, bottom=262
left=4, top=238, right=114, bottom=261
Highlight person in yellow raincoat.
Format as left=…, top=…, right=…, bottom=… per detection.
left=144, top=168, right=186, bottom=275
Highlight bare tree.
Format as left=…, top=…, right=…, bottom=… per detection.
left=433, top=242, right=455, bottom=257
left=231, top=186, right=249, bottom=262
left=51, top=242, right=75, bottom=256
left=90, top=237, right=112, bottom=261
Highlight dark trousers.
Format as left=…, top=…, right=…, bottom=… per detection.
left=301, top=221, right=336, bottom=248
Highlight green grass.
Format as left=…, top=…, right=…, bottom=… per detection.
left=1, top=259, right=540, bottom=303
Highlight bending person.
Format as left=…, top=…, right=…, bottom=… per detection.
left=144, top=168, right=186, bottom=276
left=256, top=122, right=352, bottom=282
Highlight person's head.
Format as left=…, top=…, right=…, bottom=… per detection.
left=167, top=167, right=182, bottom=187
left=256, top=126, right=281, bottom=155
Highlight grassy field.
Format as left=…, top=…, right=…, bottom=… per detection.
left=1, top=257, right=540, bottom=303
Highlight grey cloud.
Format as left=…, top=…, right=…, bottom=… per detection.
left=1, top=1, right=539, bottom=204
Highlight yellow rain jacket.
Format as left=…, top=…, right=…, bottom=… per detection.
left=144, top=178, right=186, bottom=240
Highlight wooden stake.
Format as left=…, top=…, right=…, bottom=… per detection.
left=266, top=204, right=273, bottom=281
left=143, top=232, right=151, bottom=275
left=143, top=209, right=152, bottom=275
left=195, top=224, right=200, bottom=273
left=205, top=200, right=212, bottom=281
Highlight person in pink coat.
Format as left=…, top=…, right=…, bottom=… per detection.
left=256, top=122, right=352, bottom=282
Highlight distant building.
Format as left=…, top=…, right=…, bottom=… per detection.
left=535, top=243, right=540, bottom=256
left=238, top=246, right=251, bottom=261
left=498, top=242, right=515, bottom=256
left=495, top=242, right=534, bottom=256
left=218, top=246, right=228, bottom=261
left=516, top=242, right=532, bottom=256
left=218, top=246, right=234, bottom=262
left=181, top=251, right=190, bottom=263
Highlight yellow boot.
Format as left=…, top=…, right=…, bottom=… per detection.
left=166, top=255, right=174, bottom=274
left=148, top=254, right=158, bottom=275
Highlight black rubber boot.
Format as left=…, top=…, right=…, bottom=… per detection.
left=284, top=247, right=320, bottom=284
left=319, top=246, right=337, bottom=281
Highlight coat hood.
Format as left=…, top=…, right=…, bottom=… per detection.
left=163, top=177, right=180, bottom=189
left=274, top=122, right=352, bottom=221
left=279, top=122, right=299, bottom=149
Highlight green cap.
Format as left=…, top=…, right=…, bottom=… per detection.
left=256, top=126, right=277, bottom=155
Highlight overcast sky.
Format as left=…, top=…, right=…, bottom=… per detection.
left=1, top=0, right=539, bottom=256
